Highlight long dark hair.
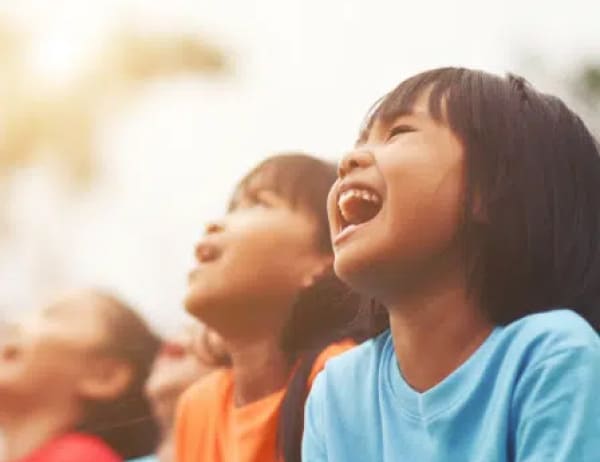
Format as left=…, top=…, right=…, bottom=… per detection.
left=361, top=67, right=600, bottom=330
left=203, top=153, right=387, bottom=462
left=77, top=290, right=161, bottom=460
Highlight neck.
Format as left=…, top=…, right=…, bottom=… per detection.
left=156, top=434, right=174, bottom=462
left=0, top=401, right=80, bottom=461
left=385, top=271, right=493, bottom=392
left=226, top=335, right=291, bottom=407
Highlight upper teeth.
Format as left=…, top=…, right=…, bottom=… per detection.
left=338, top=188, right=381, bottom=207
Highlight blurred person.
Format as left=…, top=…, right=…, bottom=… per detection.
left=0, top=289, right=161, bottom=462
left=175, top=153, right=386, bottom=462
left=302, top=67, right=600, bottom=461
left=134, top=324, right=220, bottom=462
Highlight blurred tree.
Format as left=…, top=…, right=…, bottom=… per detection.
left=571, top=62, right=600, bottom=114
left=0, top=20, right=228, bottom=189
left=0, top=18, right=229, bottom=251
left=516, top=52, right=600, bottom=135
left=569, top=62, right=600, bottom=139
left=0, top=19, right=228, bottom=313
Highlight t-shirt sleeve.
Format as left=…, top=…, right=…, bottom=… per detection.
left=302, top=372, right=328, bottom=462
left=512, top=344, right=600, bottom=461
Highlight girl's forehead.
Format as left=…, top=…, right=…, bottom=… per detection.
left=44, top=293, right=100, bottom=318
left=230, top=166, right=288, bottom=207
left=243, top=168, right=275, bottom=192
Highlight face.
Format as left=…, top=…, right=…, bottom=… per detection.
left=145, top=324, right=211, bottom=428
left=0, top=293, right=109, bottom=409
left=328, top=93, right=465, bottom=300
left=185, top=172, right=329, bottom=339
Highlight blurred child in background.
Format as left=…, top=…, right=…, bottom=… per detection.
left=138, top=323, right=220, bottom=462
left=0, top=289, right=160, bottom=462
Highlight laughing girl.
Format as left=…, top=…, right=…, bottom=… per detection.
left=175, top=154, right=383, bottom=462
left=303, top=67, right=600, bottom=462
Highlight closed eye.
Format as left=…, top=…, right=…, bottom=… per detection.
left=236, top=190, right=273, bottom=209
left=249, top=191, right=272, bottom=207
left=387, top=124, right=416, bottom=142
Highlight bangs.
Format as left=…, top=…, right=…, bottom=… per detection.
left=360, top=66, right=600, bottom=329
left=230, top=156, right=302, bottom=210
left=359, top=67, right=470, bottom=143
left=228, top=153, right=337, bottom=251
left=229, top=153, right=333, bottom=211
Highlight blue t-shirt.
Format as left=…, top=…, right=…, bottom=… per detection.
left=303, top=309, right=600, bottom=461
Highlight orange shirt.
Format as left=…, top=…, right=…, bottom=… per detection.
left=175, top=341, right=355, bottom=462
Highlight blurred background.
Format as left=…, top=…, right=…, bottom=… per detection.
left=0, top=0, right=598, bottom=335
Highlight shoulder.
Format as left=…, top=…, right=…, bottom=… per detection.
left=504, top=312, right=600, bottom=460
left=177, top=368, right=232, bottom=430
left=321, top=330, right=392, bottom=380
left=506, top=309, right=596, bottom=340
left=305, top=331, right=392, bottom=433
left=308, top=339, right=358, bottom=385
left=175, top=369, right=232, bottom=458
left=499, top=309, right=600, bottom=365
left=310, top=330, right=392, bottom=398
left=179, top=368, right=232, bottom=408
left=46, top=433, right=121, bottom=462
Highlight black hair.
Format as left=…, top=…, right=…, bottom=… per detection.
left=362, top=67, right=600, bottom=330
left=228, top=153, right=335, bottom=253
left=77, top=291, right=161, bottom=460
left=278, top=272, right=387, bottom=462
left=203, top=153, right=387, bottom=462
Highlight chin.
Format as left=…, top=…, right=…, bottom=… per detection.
left=334, top=243, right=398, bottom=299
left=184, top=290, right=230, bottom=334
left=184, top=289, right=211, bottom=319
left=333, top=251, right=373, bottom=293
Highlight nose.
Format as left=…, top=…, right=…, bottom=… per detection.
left=337, top=148, right=374, bottom=179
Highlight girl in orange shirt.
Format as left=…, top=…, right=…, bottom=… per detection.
left=176, top=153, right=385, bottom=462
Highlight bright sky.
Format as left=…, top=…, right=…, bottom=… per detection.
left=0, top=0, right=599, bottom=333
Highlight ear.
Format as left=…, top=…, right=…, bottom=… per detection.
left=300, top=253, right=334, bottom=289
left=77, top=358, right=134, bottom=401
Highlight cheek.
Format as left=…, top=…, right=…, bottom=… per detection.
left=234, top=220, right=314, bottom=276
left=384, top=181, right=462, bottom=263
left=385, top=139, right=463, bottom=237
left=0, top=344, right=82, bottom=394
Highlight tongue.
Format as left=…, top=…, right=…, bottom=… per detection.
left=340, top=196, right=381, bottom=225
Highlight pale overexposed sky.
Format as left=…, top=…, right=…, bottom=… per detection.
left=0, top=0, right=598, bottom=333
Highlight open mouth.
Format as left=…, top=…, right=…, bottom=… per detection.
left=337, top=186, right=382, bottom=231
left=195, top=243, right=221, bottom=264
left=189, top=242, right=222, bottom=282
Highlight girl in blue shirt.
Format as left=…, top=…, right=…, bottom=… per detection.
left=302, top=67, right=600, bottom=461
